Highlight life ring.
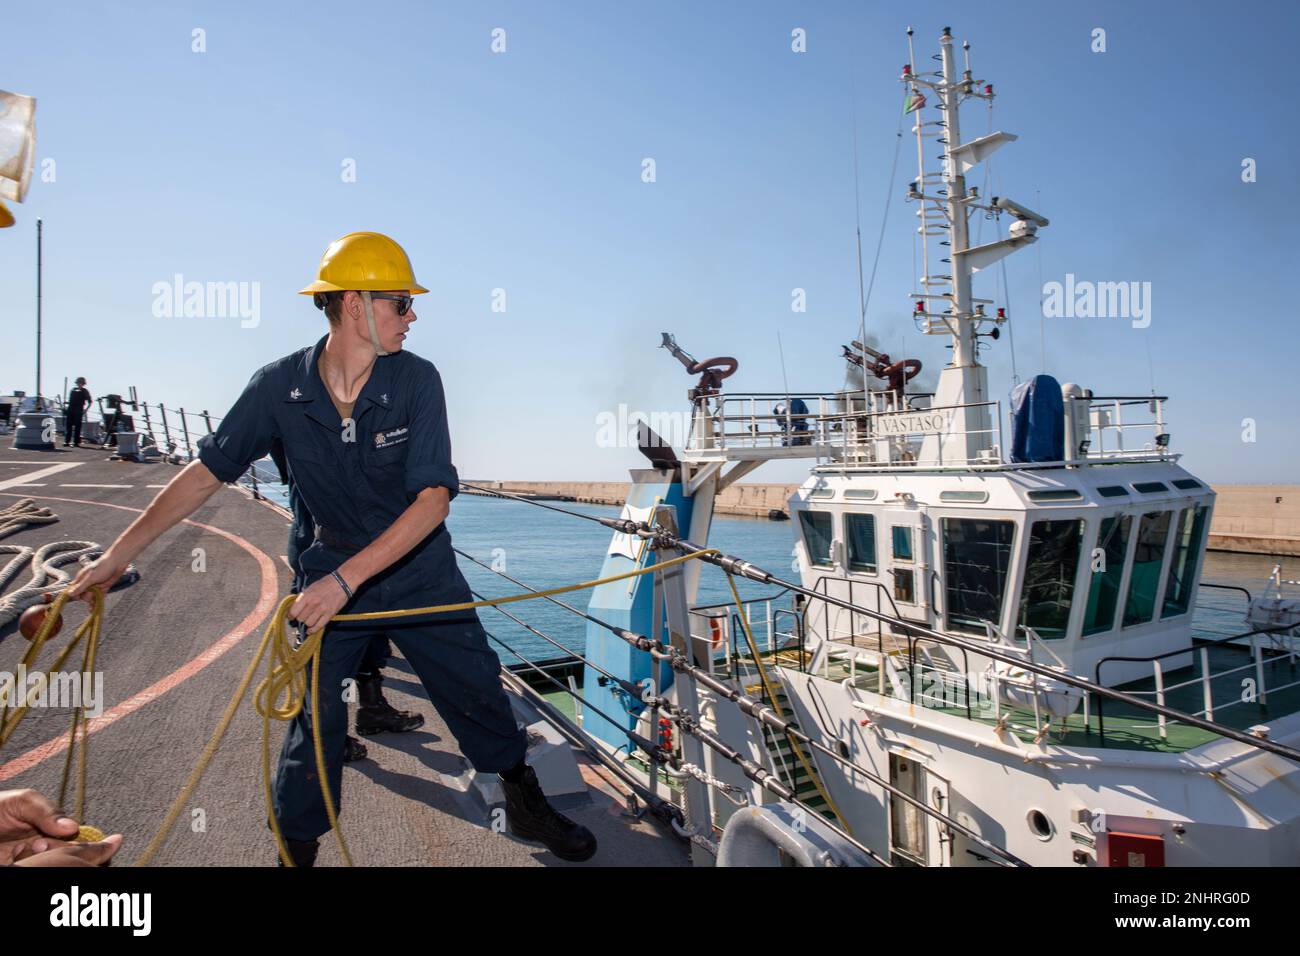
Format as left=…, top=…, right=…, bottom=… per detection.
left=708, top=617, right=726, bottom=650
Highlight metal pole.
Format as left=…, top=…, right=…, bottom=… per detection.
left=179, top=407, right=192, bottom=459
left=35, top=218, right=42, bottom=404
left=940, top=30, right=974, bottom=370
left=158, top=404, right=171, bottom=455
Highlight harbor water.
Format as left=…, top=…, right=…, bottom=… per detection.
left=254, top=477, right=1289, bottom=667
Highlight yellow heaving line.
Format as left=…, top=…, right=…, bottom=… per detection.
left=0, top=550, right=734, bottom=865
left=724, top=575, right=852, bottom=836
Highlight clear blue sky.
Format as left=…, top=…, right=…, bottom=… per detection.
left=2, top=1, right=1295, bottom=483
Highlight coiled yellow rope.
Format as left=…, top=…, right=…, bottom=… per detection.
left=0, top=589, right=103, bottom=824
left=134, top=547, right=721, bottom=866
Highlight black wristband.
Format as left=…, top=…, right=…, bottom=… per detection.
left=330, top=569, right=353, bottom=600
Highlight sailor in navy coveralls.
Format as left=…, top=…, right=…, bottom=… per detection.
left=268, top=436, right=426, bottom=759
left=69, top=232, right=596, bottom=865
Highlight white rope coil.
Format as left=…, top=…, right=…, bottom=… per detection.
left=0, top=540, right=103, bottom=627
left=0, top=498, right=58, bottom=541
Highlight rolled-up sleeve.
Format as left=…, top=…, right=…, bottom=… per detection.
left=197, top=366, right=276, bottom=483
left=405, top=363, right=459, bottom=502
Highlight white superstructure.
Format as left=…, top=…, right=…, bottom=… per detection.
left=650, top=27, right=1300, bottom=867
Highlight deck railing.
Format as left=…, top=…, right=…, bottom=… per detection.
left=1095, top=625, right=1300, bottom=742
left=809, top=573, right=902, bottom=650
left=684, top=388, right=1176, bottom=470
left=688, top=588, right=801, bottom=678
left=43, top=398, right=280, bottom=503
left=1076, top=395, right=1171, bottom=461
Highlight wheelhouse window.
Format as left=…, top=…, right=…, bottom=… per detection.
left=893, top=568, right=916, bottom=604
left=892, top=526, right=914, bottom=561
left=1017, top=519, right=1084, bottom=640
left=892, top=525, right=915, bottom=604
left=845, top=513, right=877, bottom=573
left=798, top=510, right=834, bottom=569
left=1123, top=511, right=1173, bottom=627
left=1162, top=505, right=1209, bottom=618
left=1082, top=515, right=1131, bottom=635
left=942, top=518, right=1015, bottom=635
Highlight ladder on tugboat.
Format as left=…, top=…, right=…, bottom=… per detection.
left=745, top=679, right=838, bottom=823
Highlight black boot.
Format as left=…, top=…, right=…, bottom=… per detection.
left=343, top=735, right=367, bottom=763
left=277, top=837, right=319, bottom=867
left=356, top=673, right=424, bottom=736
left=501, top=765, right=597, bottom=862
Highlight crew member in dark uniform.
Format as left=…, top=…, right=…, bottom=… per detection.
left=65, top=377, right=92, bottom=447
left=268, top=438, right=425, bottom=765
left=69, top=231, right=597, bottom=866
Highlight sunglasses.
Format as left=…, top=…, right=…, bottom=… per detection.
left=368, top=293, right=414, bottom=316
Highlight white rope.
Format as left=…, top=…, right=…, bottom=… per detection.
left=674, top=761, right=745, bottom=795
left=0, top=540, right=104, bottom=627
left=0, top=498, right=58, bottom=540
left=0, top=501, right=141, bottom=627
left=670, top=816, right=720, bottom=856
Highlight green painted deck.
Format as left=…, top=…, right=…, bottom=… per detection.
left=537, top=631, right=1299, bottom=759
left=824, top=640, right=1300, bottom=753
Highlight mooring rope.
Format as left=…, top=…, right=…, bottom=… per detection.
left=0, top=498, right=58, bottom=541
left=0, top=541, right=105, bottom=627
left=134, top=547, right=722, bottom=867
left=0, top=588, right=105, bottom=823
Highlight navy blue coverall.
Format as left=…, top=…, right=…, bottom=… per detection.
left=199, top=335, right=527, bottom=841
left=269, top=439, right=391, bottom=676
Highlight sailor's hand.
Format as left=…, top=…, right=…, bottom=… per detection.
left=67, top=549, right=130, bottom=603
left=0, top=789, right=79, bottom=845
left=11, top=835, right=123, bottom=867
left=289, top=574, right=351, bottom=633
left=0, top=789, right=120, bottom=866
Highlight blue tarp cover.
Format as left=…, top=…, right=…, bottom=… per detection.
left=1009, top=374, right=1064, bottom=463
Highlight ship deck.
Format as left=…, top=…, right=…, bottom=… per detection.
left=0, top=443, right=688, bottom=867
left=814, top=639, right=1300, bottom=754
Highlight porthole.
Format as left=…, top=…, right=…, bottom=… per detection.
left=1027, top=808, right=1055, bottom=841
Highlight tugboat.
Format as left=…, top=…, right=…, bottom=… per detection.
left=551, top=26, right=1300, bottom=867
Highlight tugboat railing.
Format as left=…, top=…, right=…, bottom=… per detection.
left=809, top=573, right=901, bottom=651
left=1094, top=624, right=1300, bottom=741
left=1078, top=395, right=1170, bottom=460
left=686, top=389, right=1177, bottom=470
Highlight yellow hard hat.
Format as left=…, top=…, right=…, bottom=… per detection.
left=0, top=200, right=13, bottom=229
left=299, top=231, right=428, bottom=296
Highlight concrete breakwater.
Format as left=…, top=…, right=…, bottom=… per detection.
left=462, top=480, right=795, bottom=520
left=463, top=480, right=1300, bottom=557
left=1207, top=485, right=1300, bottom=557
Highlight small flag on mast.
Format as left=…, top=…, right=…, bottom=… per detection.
left=904, top=90, right=926, bottom=114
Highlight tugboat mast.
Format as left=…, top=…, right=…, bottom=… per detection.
left=938, top=28, right=976, bottom=373
left=905, top=26, right=1047, bottom=464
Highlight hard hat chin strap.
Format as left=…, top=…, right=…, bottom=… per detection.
left=361, top=292, right=390, bottom=357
